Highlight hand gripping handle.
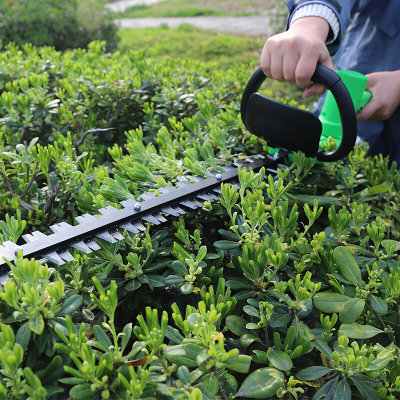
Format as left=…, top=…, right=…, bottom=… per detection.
left=240, top=64, right=357, bottom=162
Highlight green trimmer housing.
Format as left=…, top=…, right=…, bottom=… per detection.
left=319, top=70, right=372, bottom=144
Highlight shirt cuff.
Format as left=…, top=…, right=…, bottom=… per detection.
left=290, top=3, right=340, bottom=44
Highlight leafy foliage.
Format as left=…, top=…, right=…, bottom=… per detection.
left=0, top=42, right=400, bottom=399
left=0, top=0, right=118, bottom=51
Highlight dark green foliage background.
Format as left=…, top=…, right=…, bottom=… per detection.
left=0, top=0, right=119, bottom=51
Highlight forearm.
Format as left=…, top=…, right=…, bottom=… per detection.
left=286, top=0, right=361, bottom=55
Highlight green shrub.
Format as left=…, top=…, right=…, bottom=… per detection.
left=1, top=43, right=400, bottom=399
left=0, top=0, right=119, bottom=51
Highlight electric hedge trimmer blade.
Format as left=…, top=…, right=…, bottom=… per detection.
left=0, top=155, right=283, bottom=282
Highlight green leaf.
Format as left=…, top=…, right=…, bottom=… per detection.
left=93, top=325, right=112, bottom=350
left=69, top=384, right=94, bottom=399
left=367, top=184, right=391, bottom=195
left=287, top=193, right=342, bottom=206
left=164, top=344, right=198, bottom=368
left=313, top=292, right=351, bottom=313
left=266, top=348, right=293, bottom=371
left=368, top=348, right=395, bottom=371
left=166, top=326, right=184, bottom=344
left=339, top=323, right=383, bottom=339
left=370, top=295, right=388, bottom=315
left=214, top=240, right=240, bottom=250
left=225, top=315, right=248, bottom=337
left=312, top=377, right=338, bottom=400
left=16, top=323, right=31, bottom=351
left=350, top=375, right=380, bottom=399
left=125, top=279, right=142, bottom=291
left=334, top=379, right=351, bottom=400
left=333, top=247, right=363, bottom=286
left=177, top=366, right=191, bottom=384
left=171, top=261, right=187, bottom=276
left=235, top=368, right=284, bottom=398
left=243, top=305, right=259, bottom=317
left=382, top=239, right=400, bottom=252
left=196, top=372, right=219, bottom=400
left=58, top=295, right=83, bottom=317
left=28, top=313, right=44, bottom=335
left=164, top=275, right=184, bottom=285
left=297, top=366, right=332, bottom=381
left=181, top=282, right=194, bottom=294
left=239, top=333, right=260, bottom=348
left=226, top=354, right=251, bottom=373
left=252, top=350, right=268, bottom=364
left=226, top=278, right=254, bottom=290
left=339, top=298, right=365, bottom=323
left=313, top=337, right=333, bottom=358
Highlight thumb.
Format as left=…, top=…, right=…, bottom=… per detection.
left=356, top=99, right=376, bottom=121
left=303, top=54, right=334, bottom=98
left=303, top=83, right=326, bottom=98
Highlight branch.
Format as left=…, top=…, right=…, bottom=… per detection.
left=20, top=161, right=39, bottom=199
left=73, top=127, right=115, bottom=149
left=0, top=171, right=34, bottom=212
left=44, top=178, right=61, bottom=214
left=19, top=126, right=29, bottom=143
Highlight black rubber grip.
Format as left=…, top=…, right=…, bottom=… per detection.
left=240, top=64, right=357, bottom=162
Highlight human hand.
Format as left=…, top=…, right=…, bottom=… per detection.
left=261, top=16, right=334, bottom=98
left=357, top=71, right=400, bottom=121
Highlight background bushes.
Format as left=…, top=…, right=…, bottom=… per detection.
left=0, top=0, right=119, bottom=51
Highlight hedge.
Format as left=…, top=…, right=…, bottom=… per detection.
left=0, top=42, right=399, bottom=399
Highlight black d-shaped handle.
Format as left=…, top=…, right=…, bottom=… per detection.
left=240, top=64, right=357, bottom=162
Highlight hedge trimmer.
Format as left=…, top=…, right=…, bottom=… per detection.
left=0, top=64, right=364, bottom=283
left=0, top=154, right=285, bottom=283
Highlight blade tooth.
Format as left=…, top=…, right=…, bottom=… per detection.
left=95, top=231, right=117, bottom=243
left=161, top=206, right=180, bottom=217
left=110, top=230, right=124, bottom=241
left=212, top=188, right=223, bottom=195
left=22, top=233, right=36, bottom=243
left=266, top=168, right=277, bottom=174
left=0, top=241, right=18, bottom=260
left=154, top=212, right=168, bottom=223
left=179, top=199, right=198, bottom=210
left=176, top=207, right=186, bottom=215
left=209, top=193, right=219, bottom=201
left=120, top=199, right=138, bottom=208
left=191, top=198, right=203, bottom=208
left=44, top=251, right=65, bottom=265
left=58, top=249, right=75, bottom=262
left=119, top=222, right=140, bottom=234
left=158, top=186, right=174, bottom=194
left=255, top=154, right=266, bottom=159
left=277, top=163, right=289, bottom=169
left=142, top=214, right=161, bottom=225
left=233, top=162, right=243, bottom=167
left=71, top=241, right=92, bottom=254
left=0, top=272, right=9, bottom=286
left=132, top=222, right=147, bottom=232
left=198, top=192, right=218, bottom=202
left=85, top=239, right=101, bottom=251
left=139, top=192, right=157, bottom=201
left=197, top=193, right=212, bottom=201
left=50, top=221, right=74, bottom=233
left=75, top=213, right=97, bottom=224
left=176, top=181, right=190, bottom=188
left=98, top=206, right=119, bottom=215
left=245, top=158, right=255, bottom=163
left=220, top=166, right=235, bottom=172
left=31, top=231, right=48, bottom=240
